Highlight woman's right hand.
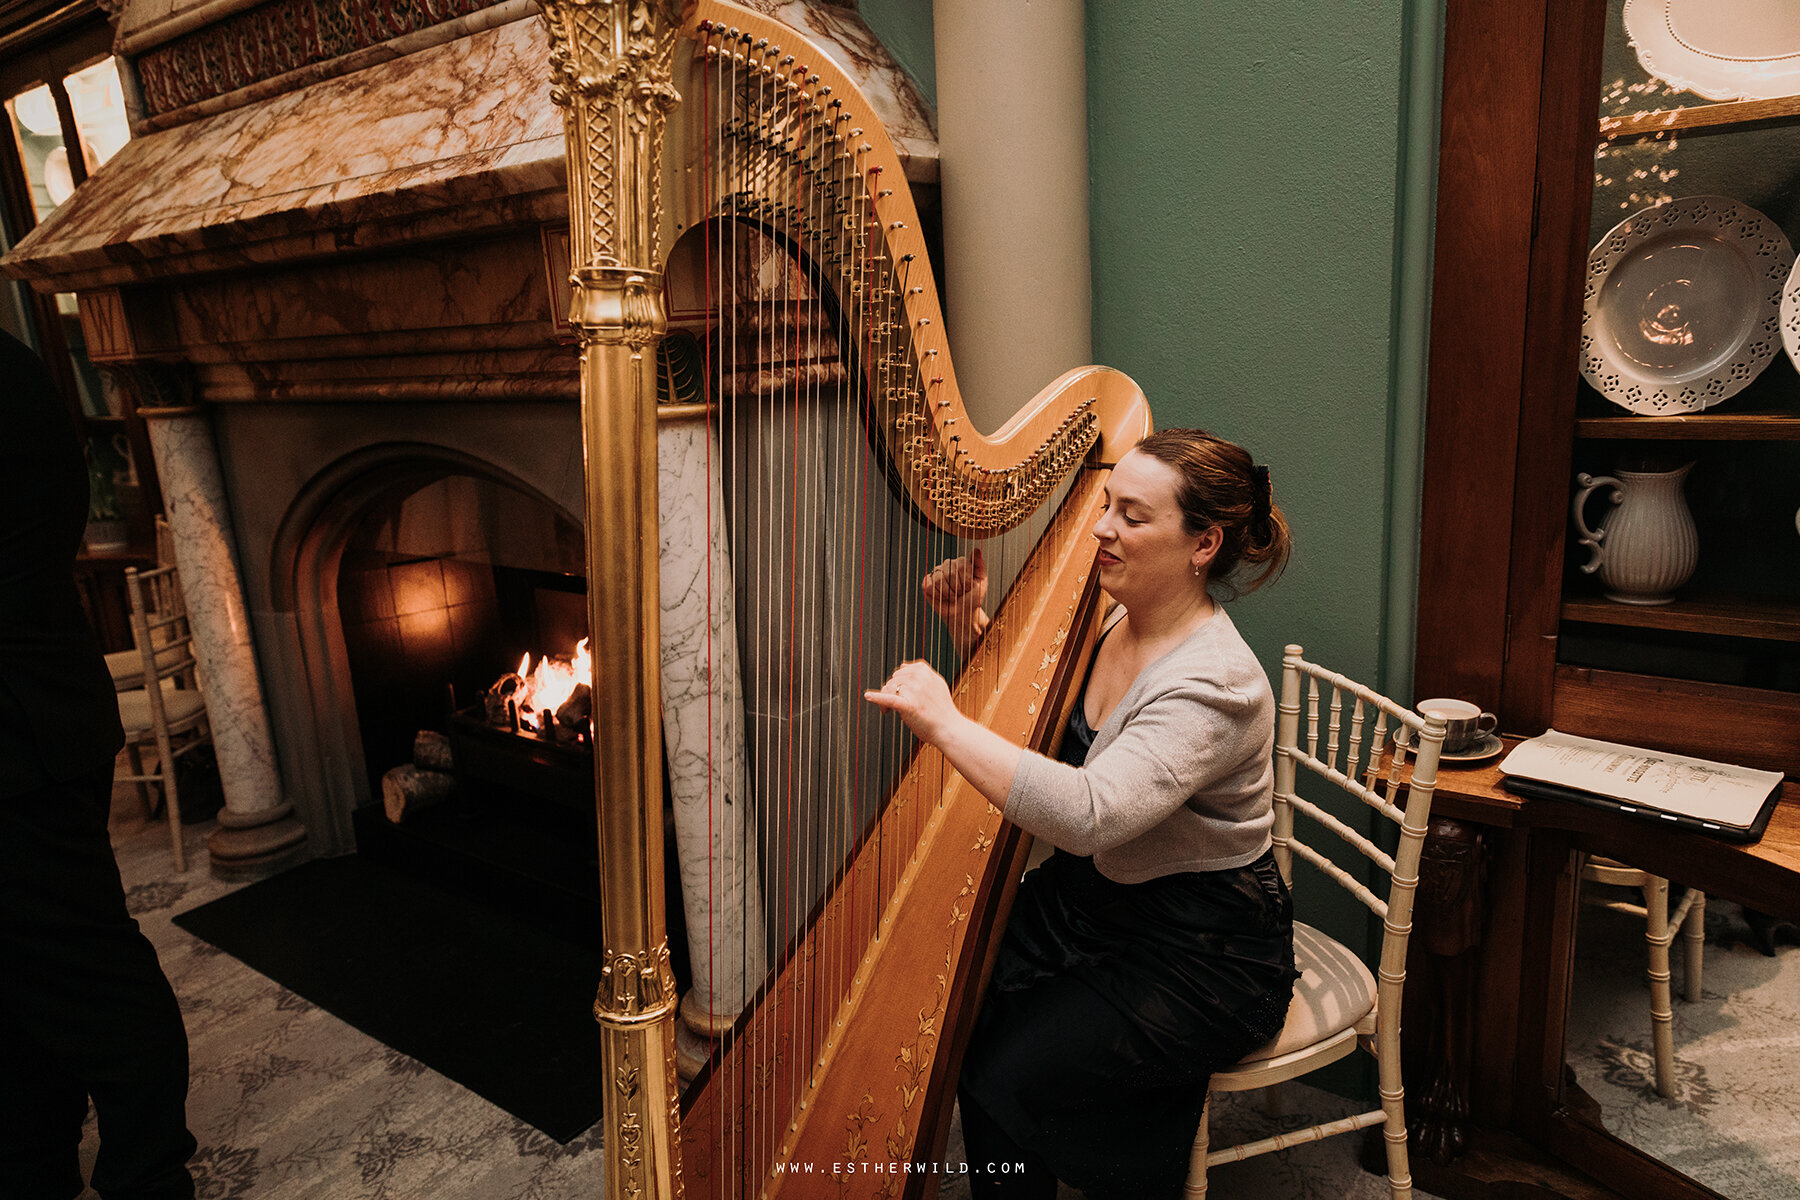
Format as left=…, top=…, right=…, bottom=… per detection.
left=922, top=547, right=990, bottom=658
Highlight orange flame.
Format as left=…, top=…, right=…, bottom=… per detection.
left=515, top=637, right=591, bottom=718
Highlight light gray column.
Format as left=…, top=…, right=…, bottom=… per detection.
left=933, top=0, right=1094, bottom=431
left=656, top=419, right=765, bottom=1080
left=141, top=404, right=307, bottom=879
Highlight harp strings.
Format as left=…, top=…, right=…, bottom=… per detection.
left=693, top=24, right=1042, bottom=1190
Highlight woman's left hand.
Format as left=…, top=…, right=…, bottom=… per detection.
left=864, top=660, right=959, bottom=744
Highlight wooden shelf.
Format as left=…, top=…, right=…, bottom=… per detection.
left=1600, top=94, right=1800, bottom=143
left=1562, top=593, right=1800, bottom=642
left=1574, top=411, right=1800, bottom=440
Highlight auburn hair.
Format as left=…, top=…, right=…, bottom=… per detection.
left=1130, top=428, right=1291, bottom=595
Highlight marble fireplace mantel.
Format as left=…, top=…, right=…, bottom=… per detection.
left=1, top=1, right=937, bottom=295
left=1, top=14, right=565, bottom=293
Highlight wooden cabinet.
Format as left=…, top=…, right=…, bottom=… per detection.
left=1417, top=0, right=1800, bottom=776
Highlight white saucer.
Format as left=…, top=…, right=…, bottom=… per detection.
left=1394, top=728, right=1505, bottom=765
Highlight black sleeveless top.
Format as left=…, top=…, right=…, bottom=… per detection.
left=1056, top=611, right=1120, bottom=767
left=1059, top=699, right=1097, bottom=767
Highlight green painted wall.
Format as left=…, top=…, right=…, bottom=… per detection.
left=860, top=0, right=936, bottom=104
left=1085, top=0, right=1422, bottom=691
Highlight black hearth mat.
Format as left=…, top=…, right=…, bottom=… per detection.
left=173, top=854, right=605, bottom=1143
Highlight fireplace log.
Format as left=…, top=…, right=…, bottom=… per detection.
left=555, top=683, right=591, bottom=736
left=382, top=763, right=455, bottom=823
left=413, top=730, right=454, bottom=773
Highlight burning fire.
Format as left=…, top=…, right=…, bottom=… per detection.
left=514, top=637, right=591, bottom=720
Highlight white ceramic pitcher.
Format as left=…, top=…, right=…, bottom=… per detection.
left=1571, top=464, right=1698, bottom=605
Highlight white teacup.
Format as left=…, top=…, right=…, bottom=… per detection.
left=1416, top=698, right=1497, bottom=755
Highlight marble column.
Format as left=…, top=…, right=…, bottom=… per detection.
left=657, top=418, right=765, bottom=1080
left=140, top=404, right=307, bottom=879
left=933, top=0, right=1094, bottom=429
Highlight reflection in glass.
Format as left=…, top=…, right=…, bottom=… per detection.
left=1565, top=859, right=1800, bottom=1197
left=6, top=84, right=66, bottom=221
left=5, top=59, right=129, bottom=221
left=65, top=58, right=129, bottom=168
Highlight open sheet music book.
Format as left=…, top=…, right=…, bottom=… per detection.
left=1499, top=730, right=1784, bottom=842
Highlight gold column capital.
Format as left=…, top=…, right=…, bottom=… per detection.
left=540, top=0, right=681, bottom=271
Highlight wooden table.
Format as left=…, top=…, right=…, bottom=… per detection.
left=1403, top=744, right=1800, bottom=1200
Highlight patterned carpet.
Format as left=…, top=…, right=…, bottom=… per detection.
left=83, top=782, right=1432, bottom=1199
left=1565, top=889, right=1800, bottom=1200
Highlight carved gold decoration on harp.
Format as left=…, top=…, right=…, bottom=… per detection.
left=539, top=1, right=1149, bottom=1196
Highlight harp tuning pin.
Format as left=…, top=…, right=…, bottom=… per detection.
left=819, top=86, right=832, bottom=97
left=908, top=286, right=923, bottom=294
left=878, top=189, right=893, bottom=198
left=698, top=18, right=712, bottom=31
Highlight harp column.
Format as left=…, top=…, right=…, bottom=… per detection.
left=540, top=2, right=682, bottom=1197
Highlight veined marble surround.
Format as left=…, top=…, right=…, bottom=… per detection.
left=141, top=406, right=308, bottom=878
left=656, top=420, right=764, bottom=1063
left=3, top=16, right=566, bottom=292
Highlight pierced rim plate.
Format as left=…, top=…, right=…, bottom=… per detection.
left=1623, top=0, right=1800, bottom=102
left=1772, top=255, right=1800, bottom=382
left=1581, top=195, right=1792, bottom=415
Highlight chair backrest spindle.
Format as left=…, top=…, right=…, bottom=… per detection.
left=1275, top=643, right=1446, bottom=1043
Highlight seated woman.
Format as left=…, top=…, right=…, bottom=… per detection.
left=867, top=428, right=1295, bottom=1199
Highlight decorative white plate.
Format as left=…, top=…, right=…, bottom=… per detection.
left=1581, top=196, right=1792, bottom=414
left=1624, top=0, right=1800, bottom=102
left=1771, top=256, right=1800, bottom=382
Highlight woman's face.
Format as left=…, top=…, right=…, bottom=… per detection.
left=1091, top=449, right=1216, bottom=598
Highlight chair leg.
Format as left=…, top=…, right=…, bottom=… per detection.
left=1378, top=1051, right=1413, bottom=1199
left=1183, top=1090, right=1211, bottom=1198
left=125, top=741, right=154, bottom=819
left=1643, top=875, right=1676, bottom=1098
left=1681, top=892, right=1705, bottom=1003
left=154, top=729, right=185, bottom=874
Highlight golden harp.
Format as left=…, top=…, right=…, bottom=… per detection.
left=536, top=1, right=1149, bottom=1194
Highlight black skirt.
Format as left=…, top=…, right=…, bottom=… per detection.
left=959, top=848, right=1297, bottom=1199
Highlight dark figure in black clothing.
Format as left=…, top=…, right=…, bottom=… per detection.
left=0, top=329, right=197, bottom=1199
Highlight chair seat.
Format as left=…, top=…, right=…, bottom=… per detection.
left=117, top=684, right=208, bottom=737
left=1237, top=921, right=1376, bottom=1066
left=105, top=648, right=145, bottom=688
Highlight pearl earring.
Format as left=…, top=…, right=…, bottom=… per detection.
left=1193, top=563, right=1201, bottom=577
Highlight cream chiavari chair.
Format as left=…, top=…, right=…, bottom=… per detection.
left=1579, top=856, right=1705, bottom=1098
left=114, top=560, right=210, bottom=871
left=1185, top=643, right=1447, bottom=1199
